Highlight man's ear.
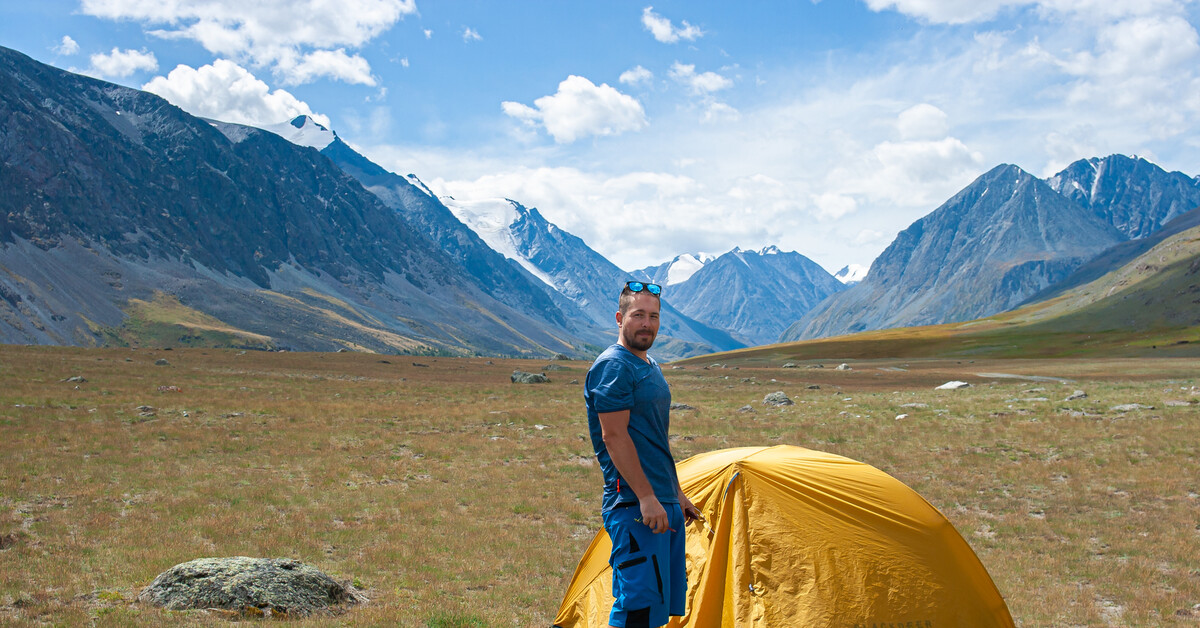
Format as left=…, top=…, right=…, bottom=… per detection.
left=615, top=310, right=623, bottom=327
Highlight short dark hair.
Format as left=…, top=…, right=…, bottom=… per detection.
left=619, top=285, right=661, bottom=316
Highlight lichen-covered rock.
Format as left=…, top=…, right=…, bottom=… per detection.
left=138, top=557, right=363, bottom=616
left=511, top=370, right=549, bottom=384
left=762, top=391, right=794, bottom=406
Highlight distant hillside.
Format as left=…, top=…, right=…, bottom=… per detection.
left=689, top=222, right=1200, bottom=363
left=665, top=246, right=844, bottom=345
left=783, top=164, right=1124, bottom=341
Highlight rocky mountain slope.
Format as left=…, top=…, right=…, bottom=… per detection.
left=437, top=196, right=748, bottom=355
left=0, top=46, right=585, bottom=356
left=782, top=164, right=1126, bottom=341
left=1047, top=154, right=1200, bottom=240
left=663, top=246, right=844, bottom=345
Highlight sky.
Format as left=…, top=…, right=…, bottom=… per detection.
left=4, top=1, right=1200, bottom=274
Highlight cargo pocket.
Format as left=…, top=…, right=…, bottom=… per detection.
left=613, top=554, right=660, bottom=610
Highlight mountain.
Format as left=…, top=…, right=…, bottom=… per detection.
left=782, top=164, right=1125, bottom=341
left=313, top=123, right=573, bottom=331
left=439, top=195, right=748, bottom=356
left=834, top=264, right=869, bottom=285
left=636, top=253, right=716, bottom=286
left=0, top=45, right=586, bottom=356
left=1023, top=205, right=1200, bottom=305
left=1046, top=154, right=1200, bottom=240
left=664, top=246, right=845, bottom=345
left=680, top=220, right=1200, bottom=363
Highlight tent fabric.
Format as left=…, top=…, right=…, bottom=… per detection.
left=554, top=445, right=1015, bottom=627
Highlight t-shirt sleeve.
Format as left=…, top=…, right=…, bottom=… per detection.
left=587, top=358, right=634, bottom=414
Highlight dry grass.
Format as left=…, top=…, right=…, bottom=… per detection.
left=0, top=345, right=1197, bottom=626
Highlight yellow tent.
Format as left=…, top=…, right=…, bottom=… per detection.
left=554, top=445, right=1014, bottom=627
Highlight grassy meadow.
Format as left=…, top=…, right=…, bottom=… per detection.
left=1, top=344, right=1198, bottom=626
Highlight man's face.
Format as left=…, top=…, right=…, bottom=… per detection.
left=618, top=292, right=661, bottom=352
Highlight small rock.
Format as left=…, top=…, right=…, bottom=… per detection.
left=670, top=402, right=696, bottom=411
left=895, top=413, right=908, bottom=421
left=671, top=365, right=685, bottom=370
left=551, top=353, right=570, bottom=361
left=62, top=375, right=87, bottom=383
left=534, top=424, right=549, bottom=430
left=1064, top=390, right=1088, bottom=401
left=806, top=364, right=824, bottom=369
left=736, top=405, right=755, bottom=413
left=511, top=371, right=549, bottom=384
left=154, top=359, right=170, bottom=366
left=900, top=402, right=929, bottom=408
left=158, top=385, right=182, bottom=393
left=411, top=362, right=429, bottom=368
left=835, top=363, right=852, bottom=371
left=762, top=391, right=794, bottom=406
left=1109, top=403, right=1154, bottom=412
left=781, top=362, right=797, bottom=369
left=935, top=381, right=971, bottom=390
left=1165, top=400, right=1193, bottom=407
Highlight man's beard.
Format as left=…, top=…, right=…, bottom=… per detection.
left=624, top=328, right=656, bottom=351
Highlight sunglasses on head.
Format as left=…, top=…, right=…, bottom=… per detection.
left=625, top=281, right=662, bottom=296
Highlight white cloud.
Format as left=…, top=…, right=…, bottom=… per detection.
left=462, top=27, right=482, bottom=42
left=669, top=62, right=733, bottom=94
left=79, top=0, right=416, bottom=84
left=813, top=192, right=858, bottom=221
left=620, top=65, right=654, bottom=86
left=84, top=48, right=158, bottom=78
left=424, top=29, right=433, bottom=39
left=276, top=48, right=376, bottom=85
left=641, top=6, right=703, bottom=43
left=702, top=102, right=740, bottom=123
left=502, top=75, right=647, bottom=143
left=864, top=0, right=1027, bottom=24
left=53, top=36, right=79, bottom=56
left=142, top=59, right=331, bottom=129
left=897, top=103, right=949, bottom=140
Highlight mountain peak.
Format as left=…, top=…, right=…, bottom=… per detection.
left=834, top=264, right=869, bottom=284
left=260, top=115, right=336, bottom=151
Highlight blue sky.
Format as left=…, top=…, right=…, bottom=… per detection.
left=4, top=1, right=1200, bottom=273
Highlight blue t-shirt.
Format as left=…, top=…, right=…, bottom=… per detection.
left=585, top=344, right=679, bottom=513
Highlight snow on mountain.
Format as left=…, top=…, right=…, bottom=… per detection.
left=835, top=264, right=869, bottom=284
left=638, top=252, right=716, bottom=286
left=405, top=174, right=436, bottom=197
left=440, top=196, right=559, bottom=288
left=259, top=115, right=336, bottom=151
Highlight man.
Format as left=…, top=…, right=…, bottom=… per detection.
left=584, top=281, right=703, bottom=628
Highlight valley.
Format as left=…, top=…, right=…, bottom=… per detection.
left=0, top=345, right=1195, bottom=625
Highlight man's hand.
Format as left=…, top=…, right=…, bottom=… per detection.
left=680, top=494, right=704, bottom=526
left=639, top=496, right=670, bottom=534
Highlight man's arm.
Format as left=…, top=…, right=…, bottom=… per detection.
left=598, top=409, right=670, bottom=534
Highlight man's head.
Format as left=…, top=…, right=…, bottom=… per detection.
left=616, top=282, right=661, bottom=355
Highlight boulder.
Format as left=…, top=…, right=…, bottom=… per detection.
left=835, top=363, right=852, bottom=371
left=935, top=381, right=971, bottom=390
left=138, top=557, right=363, bottom=616
left=511, top=371, right=549, bottom=384
left=1109, top=403, right=1154, bottom=412
left=1064, top=390, right=1088, bottom=401
left=762, top=391, right=794, bottom=406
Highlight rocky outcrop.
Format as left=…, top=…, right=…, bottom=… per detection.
left=138, top=557, right=364, bottom=616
